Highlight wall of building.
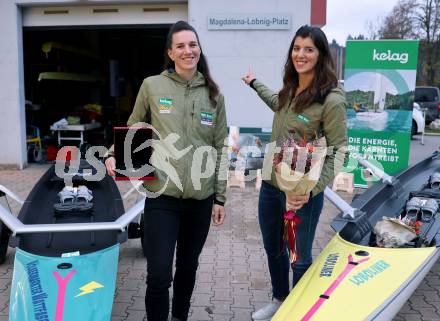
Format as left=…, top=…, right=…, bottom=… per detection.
left=0, top=2, right=26, bottom=168
left=189, top=0, right=312, bottom=129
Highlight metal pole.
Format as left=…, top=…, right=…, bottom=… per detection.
left=421, top=108, right=426, bottom=145
left=324, top=187, right=356, bottom=219
left=0, top=199, right=145, bottom=236
left=356, top=156, right=393, bottom=185
left=0, top=185, right=24, bottom=205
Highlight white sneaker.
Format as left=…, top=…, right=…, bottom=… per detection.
left=252, top=298, right=283, bottom=321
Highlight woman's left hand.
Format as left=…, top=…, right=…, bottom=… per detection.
left=212, top=204, right=226, bottom=225
left=286, top=194, right=310, bottom=211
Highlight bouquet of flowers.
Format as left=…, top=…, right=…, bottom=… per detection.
left=273, top=129, right=327, bottom=263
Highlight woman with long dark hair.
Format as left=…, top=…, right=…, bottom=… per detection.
left=105, top=21, right=228, bottom=321
left=242, top=25, right=347, bottom=320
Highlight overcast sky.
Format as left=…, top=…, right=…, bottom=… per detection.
left=322, top=0, right=400, bottom=45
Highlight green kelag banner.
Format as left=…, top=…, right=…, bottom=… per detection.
left=344, top=40, right=419, bottom=186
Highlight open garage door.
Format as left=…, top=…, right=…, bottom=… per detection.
left=21, top=3, right=187, bottom=155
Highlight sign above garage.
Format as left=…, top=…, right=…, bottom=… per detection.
left=22, top=4, right=187, bottom=27
left=207, top=13, right=291, bottom=30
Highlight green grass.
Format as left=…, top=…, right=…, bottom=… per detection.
left=425, top=127, right=440, bottom=135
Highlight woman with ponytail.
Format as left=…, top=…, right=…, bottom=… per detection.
left=105, top=21, right=228, bottom=321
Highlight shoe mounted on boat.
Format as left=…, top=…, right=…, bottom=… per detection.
left=53, top=185, right=94, bottom=214
left=420, top=198, right=439, bottom=222
left=430, top=172, right=440, bottom=189
left=403, top=196, right=438, bottom=226
left=405, top=197, right=423, bottom=222
left=53, top=186, right=77, bottom=212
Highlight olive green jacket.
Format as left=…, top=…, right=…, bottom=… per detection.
left=252, top=79, right=348, bottom=196
left=113, top=70, right=228, bottom=203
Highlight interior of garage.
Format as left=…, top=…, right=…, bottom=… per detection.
left=22, top=25, right=169, bottom=161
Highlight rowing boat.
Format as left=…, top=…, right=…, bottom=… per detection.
left=273, top=152, right=440, bottom=321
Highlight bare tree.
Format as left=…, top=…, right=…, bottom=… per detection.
left=375, top=0, right=440, bottom=85
left=416, top=0, right=440, bottom=44
left=365, top=19, right=380, bottom=40
left=415, top=0, right=440, bottom=84
left=378, top=0, right=419, bottom=39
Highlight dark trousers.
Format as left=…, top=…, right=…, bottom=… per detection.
left=258, top=181, right=324, bottom=300
left=143, top=195, right=213, bottom=321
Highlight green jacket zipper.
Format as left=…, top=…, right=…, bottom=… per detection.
left=182, top=83, right=191, bottom=198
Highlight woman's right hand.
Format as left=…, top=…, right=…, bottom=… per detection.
left=241, top=66, right=256, bottom=85
left=105, top=156, right=116, bottom=177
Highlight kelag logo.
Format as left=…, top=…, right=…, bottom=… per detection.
left=372, top=49, right=409, bottom=64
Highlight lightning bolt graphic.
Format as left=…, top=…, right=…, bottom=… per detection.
left=75, top=281, right=104, bottom=298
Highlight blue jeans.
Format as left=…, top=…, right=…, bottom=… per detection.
left=258, top=181, right=324, bottom=300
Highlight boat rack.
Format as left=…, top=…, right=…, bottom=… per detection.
left=0, top=192, right=144, bottom=236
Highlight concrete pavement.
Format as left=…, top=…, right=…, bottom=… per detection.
left=0, top=135, right=439, bottom=321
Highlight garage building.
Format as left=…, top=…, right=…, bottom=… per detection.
left=0, top=0, right=326, bottom=168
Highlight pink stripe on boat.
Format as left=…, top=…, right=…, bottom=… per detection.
left=53, top=270, right=76, bottom=321
left=301, top=255, right=369, bottom=321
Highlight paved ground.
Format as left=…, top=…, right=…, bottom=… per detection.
left=0, top=135, right=439, bottom=321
